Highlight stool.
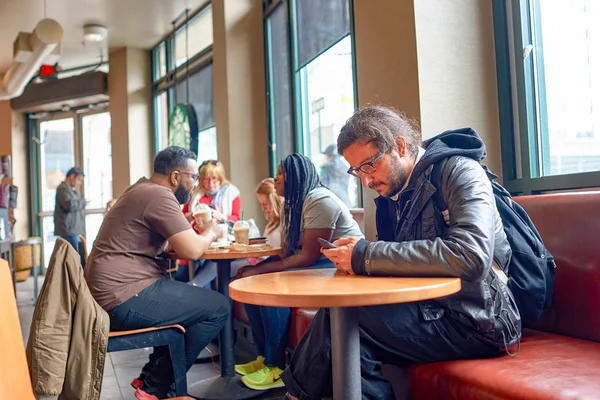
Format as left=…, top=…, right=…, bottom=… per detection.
left=107, top=325, right=188, bottom=396
left=13, top=238, right=42, bottom=300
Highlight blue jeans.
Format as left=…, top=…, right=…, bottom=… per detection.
left=110, top=278, right=230, bottom=397
left=244, top=258, right=334, bottom=369
left=61, top=235, right=80, bottom=250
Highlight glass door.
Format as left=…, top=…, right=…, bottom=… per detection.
left=37, top=111, right=112, bottom=267
left=81, top=112, right=112, bottom=247
left=38, top=117, right=76, bottom=267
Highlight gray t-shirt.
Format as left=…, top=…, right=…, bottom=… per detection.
left=296, top=187, right=364, bottom=251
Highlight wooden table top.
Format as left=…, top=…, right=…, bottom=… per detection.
left=164, top=246, right=282, bottom=261
left=229, top=268, right=461, bottom=308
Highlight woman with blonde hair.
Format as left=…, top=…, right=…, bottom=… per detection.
left=176, top=160, right=240, bottom=284
left=255, top=178, right=283, bottom=247
left=176, top=177, right=282, bottom=286
left=183, top=160, right=241, bottom=223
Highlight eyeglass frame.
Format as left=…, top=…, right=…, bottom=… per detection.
left=176, top=170, right=200, bottom=183
left=347, top=151, right=384, bottom=177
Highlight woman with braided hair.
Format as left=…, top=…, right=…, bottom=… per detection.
left=234, top=153, right=363, bottom=391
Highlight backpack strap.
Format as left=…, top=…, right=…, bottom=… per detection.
left=431, top=158, right=449, bottom=212
left=430, top=158, right=450, bottom=226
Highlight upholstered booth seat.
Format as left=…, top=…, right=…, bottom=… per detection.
left=234, top=193, right=600, bottom=399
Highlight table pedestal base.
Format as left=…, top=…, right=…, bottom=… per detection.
left=188, top=376, right=263, bottom=400
left=330, top=307, right=361, bottom=399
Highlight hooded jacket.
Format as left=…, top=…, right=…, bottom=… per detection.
left=26, top=238, right=109, bottom=400
left=351, top=128, right=520, bottom=347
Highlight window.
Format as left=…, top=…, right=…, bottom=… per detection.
left=154, top=92, right=169, bottom=151
left=294, top=0, right=351, bottom=69
left=263, top=0, right=359, bottom=207
left=174, top=64, right=215, bottom=133
left=265, top=3, right=293, bottom=167
left=535, top=0, right=600, bottom=177
left=151, top=3, right=215, bottom=157
left=152, top=42, right=167, bottom=82
left=174, top=63, right=216, bottom=161
left=198, top=126, right=218, bottom=162
left=81, top=112, right=112, bottom=246
left=175, top=5, right=214, bottom=68
left=36, top=111, right=112, bottom=267
left=494, top=0, right=600, bottom=193
left=298, top=36, right=358, bottom=207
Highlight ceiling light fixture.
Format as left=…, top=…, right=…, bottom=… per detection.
left=0, top=18, right=63, bottom=100
left=83, top=24, right=108, bottom=42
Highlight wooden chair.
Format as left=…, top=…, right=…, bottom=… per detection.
left=79, top=236, right=189, bottom=397
left=0, top=259, right=35, bottom=399
left=1, top=257, right=193, bottom=399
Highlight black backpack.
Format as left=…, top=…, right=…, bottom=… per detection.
left=430, top=158, right=556, bottom=327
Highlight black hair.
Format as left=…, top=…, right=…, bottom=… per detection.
left=66, top=167, right=84, bottom=178
left=153, top=146, right=197, bottom=175
left=281, top=154, right=322, bottom=257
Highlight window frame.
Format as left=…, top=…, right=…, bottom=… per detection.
left=493, top=0, right=600, bottom=195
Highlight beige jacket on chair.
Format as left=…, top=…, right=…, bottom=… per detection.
left=26, top=238, right=109, bottom=400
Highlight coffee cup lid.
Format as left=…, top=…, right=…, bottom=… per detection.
left=233, top=220, right=249, bottom=229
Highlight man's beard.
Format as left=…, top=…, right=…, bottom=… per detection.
left=369, top=157, right=408, bottom=198
left=174, top=182, right=192, bottom=205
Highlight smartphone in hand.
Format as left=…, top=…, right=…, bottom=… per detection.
left=318, top=237, right=337, bottom=249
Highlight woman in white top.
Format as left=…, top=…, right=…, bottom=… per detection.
left=255, top=178, right=283, bottom=247
left=190, top=178, right=284, bottom=287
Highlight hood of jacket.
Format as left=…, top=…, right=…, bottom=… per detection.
left=413, top=127, right=487, bottom=177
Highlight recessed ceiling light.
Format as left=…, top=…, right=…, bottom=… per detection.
left=83, top=24, right=107, bottom=42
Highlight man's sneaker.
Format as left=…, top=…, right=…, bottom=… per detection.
left=235, top=356, right=265, bottom=376
left=241, top=365, right=285, bottom=391
left=131, top=377, right=144, bottom=389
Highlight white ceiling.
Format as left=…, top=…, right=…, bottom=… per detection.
left=0, top=0, right=209, bottom=71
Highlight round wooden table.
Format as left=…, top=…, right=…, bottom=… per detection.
left=165, top=246, right=282, bottom=400
left=229, top=268, right=461, bottom=400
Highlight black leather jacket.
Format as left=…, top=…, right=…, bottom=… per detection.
left=352, top=155, right=521, bottom=348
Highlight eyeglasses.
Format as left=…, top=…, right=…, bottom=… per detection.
left=347, top=152, right=384, bottom=177
left=177, top=171, right=199, bottom=183
left=200, top=160, right=220, bottom=167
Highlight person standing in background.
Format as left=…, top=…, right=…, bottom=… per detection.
left=320, top=144, right=351, bottom=205
left=54, top=167, right=87, bottom=250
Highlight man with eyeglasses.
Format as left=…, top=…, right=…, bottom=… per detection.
left=84, top=146, right=229, bottom=399
left=280, top=106, right=521, bottom=400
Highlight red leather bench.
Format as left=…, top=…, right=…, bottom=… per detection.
left=233, top=191, right=600, bottom=398
left=409, top=191, right=600, bottom=399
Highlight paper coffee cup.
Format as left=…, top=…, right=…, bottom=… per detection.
left=218, top=223, right=229, bottom=241
left=192, top=203, right=212, bottom=225
left=233, top=221, right=250, bottom=245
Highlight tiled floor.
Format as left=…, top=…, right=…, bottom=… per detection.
left=17, top=276, right=287, bottom=400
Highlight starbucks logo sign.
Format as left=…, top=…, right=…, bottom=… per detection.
left=168, top=103, right=199, bottom=154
